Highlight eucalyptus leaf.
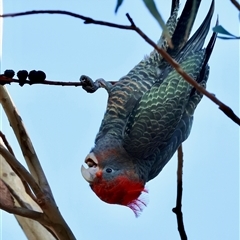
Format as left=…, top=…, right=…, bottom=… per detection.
left=142, top=0, right=170, bottom=43
left=115, top=0, right=124, bottom=13
left=142, top=0, right=165, bottom=29
left=213, top=25, right=240, bottom=40
left=217, top=36, right=240, bottom=40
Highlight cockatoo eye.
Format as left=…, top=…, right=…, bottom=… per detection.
left=105, top=168, right=113, bottom=173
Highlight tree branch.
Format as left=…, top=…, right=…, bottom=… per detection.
left=0, top=74, right=116, bottom=87
left=0, top=190, right=59, bottom=233
left=0, top=129, right=76, bottom=240
left=3, top=179, right=35, bottom=209
left=0, top=138, right=56, bottom=240
left=124, top=13, right=240, bottom=126
left=0, top=85, right=55, bottom=200
left=230, top=0, right=240, bottom=10
left=0, top=131, right=38, bottom=199
left=0, top=203, right=44, bottom=220
left=0, top=10, right=133, bottom=30
left=0, top=75, right=82, bottom=86
left=0, top=132, right=38, bottom=203
left=172, top=145, right=187, bottom=240
left=0, top=84, right=77, bottom=239
left=0, top=10, right=239, bottom=125
left=0, top=131, right=15, bottom=156
left=0, top=143, right=44, bottom=200
left=0, top=179, right=44, bottom=221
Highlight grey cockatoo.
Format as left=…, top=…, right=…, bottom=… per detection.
left=81, top=0, right=217, bottom=216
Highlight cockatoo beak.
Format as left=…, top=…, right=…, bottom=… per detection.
left=81, top=152, right=99, bottom=183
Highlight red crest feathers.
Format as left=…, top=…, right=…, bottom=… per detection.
left=91, top=175, right=148, bottom=217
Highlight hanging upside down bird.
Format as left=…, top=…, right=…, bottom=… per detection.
left=80, top=0, right=217, bottom=216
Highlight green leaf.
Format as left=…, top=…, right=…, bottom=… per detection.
left=217, top=36, right=240, bottom=39
left=142, top=0, right=165, bottom=29
left=142, top=0, right=171, bottom=45
left=213, top=25, right=240, bottom=40
left=115, top=0, right=124, bottom=13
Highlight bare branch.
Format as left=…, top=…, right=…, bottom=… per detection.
left=0, top=10, right=133, bottom=30
left=0, top=86, right=77, bottom=239
left=0, top=180, right=54, bottom=232
left=0, top=139, right=57, bottom=240
left=124, top=13, right=240, bottom=126
left=0, top=142, right=77, bottom=239
left=0, top=203, right=45, bottom=220
left=0, top=75, right=82, bottom=86
left=0, top=75, right=116, bottom=87
left=0, top=10, right=239, bottom=125
left=0, top=131, right=15, bottom=156
left=176, top=145, right=183, bottom=182
left=0, top=131, right=38, bottom=203
left=230, top=0, right=240, bottom=10
left=172, top=145, right=187, bottom=240
left=0, top=179, right=44, bottom=221
left=0, top=143, right=44, bottom=200
left=0, top=86, right=55, bottom=200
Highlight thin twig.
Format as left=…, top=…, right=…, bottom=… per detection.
left=0, top=131, right=15, bottom=156
left=0, top=10, right=133, bottom=30
left=2, top=181, right=53, bottom=238
left=0, top=144, right=44, bottom=201
left=0, top=75, right=117, bottom=87
left=125, top=14, right=240, bottom=126
left=172, top=145, right=187, bottom=240
left=176, top=145, right=183, bottom=182
left=230, top=0, right=240, bottom=10
left=0, top=131, right=38, bottom=203
left=0, top=200, right=44, bottom=220
left=0, top=10, right=239, bottom=126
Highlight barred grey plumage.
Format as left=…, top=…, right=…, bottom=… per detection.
left=81, top=0, right=217, bottom=216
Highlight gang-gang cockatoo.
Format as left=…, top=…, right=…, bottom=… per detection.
left=81, top=0, right=217, bottom=216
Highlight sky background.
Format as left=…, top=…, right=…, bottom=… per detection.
left=0, top=0, right=239, bottom=239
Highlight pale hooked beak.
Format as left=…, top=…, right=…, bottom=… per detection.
left=81, top=152, right=99, bottom=183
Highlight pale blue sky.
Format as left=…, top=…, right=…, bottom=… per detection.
left=1, top=1, right=239, bottom=239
